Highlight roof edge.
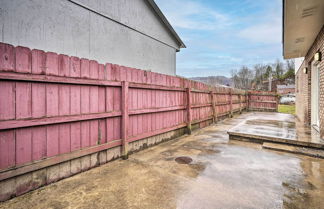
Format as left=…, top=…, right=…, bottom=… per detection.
left=146, top=0, right=186, bottom=49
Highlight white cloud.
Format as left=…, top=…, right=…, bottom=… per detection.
left=156, top=0, right=231, bottom=30
left=238, top=20, right=281, bottom=44
left=237, top=3, right=282, bottom=44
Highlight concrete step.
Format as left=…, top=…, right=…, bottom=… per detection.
left=262, top=142, right=324, bottom=158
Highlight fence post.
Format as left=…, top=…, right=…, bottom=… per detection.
left=275, top=94, right=279, bottom=112
left=239, top=93, right=242, bottom=114
left=121, top=81, right=129, bottom=159
left=229, top=89, right=233, bottom=117
left=186, top=88, right=192, bottom=134
left=210, top=91, right=216, bottom=123
left=247, top=91, right=250, bottom=111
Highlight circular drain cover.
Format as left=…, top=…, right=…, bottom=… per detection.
left=175, top=156, right=192, bottom=164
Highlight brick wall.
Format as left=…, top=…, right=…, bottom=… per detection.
left=296, top=26, right=324, bottom=138
left=295, top=61, right=309, bottom=124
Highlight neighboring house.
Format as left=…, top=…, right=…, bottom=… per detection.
left=0, top=0, right=185, bottom=75
left=283, top=0, right=324, bottom=137
left=277, top=84, right=295, bottom=95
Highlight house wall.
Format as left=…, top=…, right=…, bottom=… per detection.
left=295, top=26, right=324, bottom=138
left=0, top=0, right=179, bottom=75
left=295, top=61, right=309, bottom=124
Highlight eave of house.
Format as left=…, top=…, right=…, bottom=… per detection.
left=282, top=0, right=324, bottom=59
left=146, top=0, right=186, bottom=50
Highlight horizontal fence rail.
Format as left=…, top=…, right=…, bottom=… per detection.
left=0, top=42, right=278, bottom=183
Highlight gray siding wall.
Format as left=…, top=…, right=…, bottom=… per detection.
left=0, top=0, right=179, bottom=75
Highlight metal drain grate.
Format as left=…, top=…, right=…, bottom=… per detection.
left=175, top=156, right=192, bottom=164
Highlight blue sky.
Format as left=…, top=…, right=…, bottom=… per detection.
left=155, top=0, right=283, bottom=77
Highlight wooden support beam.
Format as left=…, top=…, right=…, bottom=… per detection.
left=210, top=91, right=216, bottom=123
left=0, top=139, right=122, bottom=181
left=121, top=81, right=129, bottom=159
left=186, top=88, right=192, bottom=134
left=0, top=111, right=122, bottom=130
left=0, top=71, right=121, bottom=87
left=247, top=92, right=250, bottom=111
left=229, top=89, right=233, bottom=117
left=239, top=94, right=242, bottom=113
left=214, top=93, right=218, bottom=122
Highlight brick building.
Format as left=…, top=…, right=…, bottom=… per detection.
left=283, top=0, right=324, bottom=137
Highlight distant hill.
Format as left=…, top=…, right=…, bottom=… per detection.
left=190, top=76, right=232, bottom=87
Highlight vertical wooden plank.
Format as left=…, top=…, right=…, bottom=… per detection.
left=31, top=49, right=46, bottom=74
left=59, top=85, right=70, bottom=116
left=90, top=120, right=99, bottom=146
left=59, top=124, right=71, bottom=154
left=46, top=52, right=59, bottom=76
left=98, top=64, right=105, bottom=80
left=32, top=126, right=46, bottom=161
left=15, top=46, right=32, bottom=73
left=106, top=63, right=113, bottom=80
left=80, top=58, right=90, bottom=78
left=113, top=87, right=121, bottom=111
left=121, top=81, right=129, bottom=159
left=70, top=122, right=81, bottom=151
left=0, top=43, right=15, bottom=72
left=132, top=88, right=138, bottom=110
left=106, top=118, right=114, bottom=142
left=58, top=54, right=70, bottom=77
left=186, top=88, right=192, bottom=134
left=114, top=117, right=121, bottom=140
left=98, top=87, right=106, bottom=113
left=89, top=60, right=99, bottom=80
left=99, top=119, right=106, bottom=144
left=70, top=57, right=81, bottom=78
left=106, top=87, right=114, bottom=112
left=90, top=86, right=99, bottom=113
left=46, top=125, right=59, bottom=157
left=70, top=85, right=81, bottom=115
left=0, top=130, right=15, bottom=169
left=81, top=86, right=90, bottom=114
left=16, top=82, right=32, bottom=119
left=114, top=65, right=121, bottom=81
left=32, top=83, right=46, bottom=118
left=16, top=128, right=32, bottom=165
left=81, top=121, right=90, bottom=148
left=0, top=81, right=15, bottom=120
left=46, top=84, right=59, bottom=117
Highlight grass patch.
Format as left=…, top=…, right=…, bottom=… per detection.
left=278, top=104, right=295, bottom=115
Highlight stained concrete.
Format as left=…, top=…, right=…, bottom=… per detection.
left=1, top=113, right=324, bottom=209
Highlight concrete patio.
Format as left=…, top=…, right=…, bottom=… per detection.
left=1, top=112, right=324, bottom=209
left=228, top=112, right=324, bottom=158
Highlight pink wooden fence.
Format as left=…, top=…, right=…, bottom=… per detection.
left=0, top=42, right=276, bottom=183
left=248, top=90, right=278, bottom=111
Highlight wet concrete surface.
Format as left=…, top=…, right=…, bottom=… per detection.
left=1, top=112, right=324, bottom=209
left=228, top=112, right=324, bottom=148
